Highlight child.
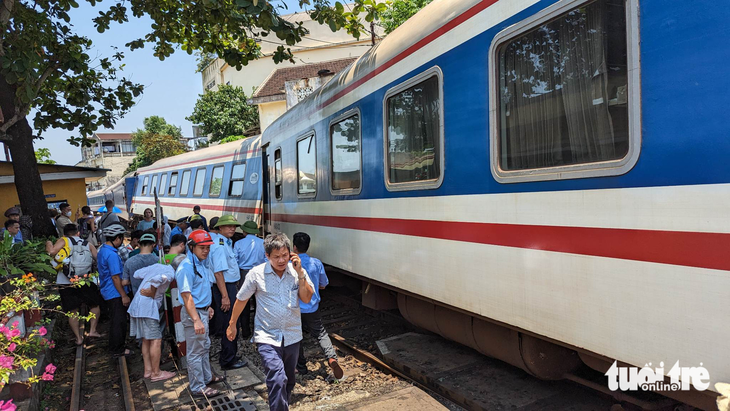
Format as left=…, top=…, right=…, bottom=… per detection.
left=128, top=263, right=175, bottom=381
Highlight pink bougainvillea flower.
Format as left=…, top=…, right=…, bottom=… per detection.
left=37, top=327, right=47, bottom=336
left=7, top=343, right=15, bottom=353
left=41, top=373, right=53, bottom=381
left=11, top=322, right=18, bottom=329
left=0, top=356, right=14, bottom=369
left=0, top=398, right=16, bottom=411
left=45, top=364, right=56, bottom=374
left=9, top=329, right=19, bottom=338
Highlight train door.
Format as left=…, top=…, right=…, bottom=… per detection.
left=261, top=144, right=271, bottom=235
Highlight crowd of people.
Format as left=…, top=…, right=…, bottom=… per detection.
left=14, top=200, right=342, bottom=411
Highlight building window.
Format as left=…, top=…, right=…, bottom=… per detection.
left=193, top=168, right=206, bottom=197
left=169, top=172, right=178, bottom=196
left=206, top=80, right=215, bottom=90
left=209, top=166, right=224, bottom=197
left=121, top=141, right=135, bottom=153
left=274, top=149, right=282, bottom=201
left=297, top=133, right=316, bottom=196
left=159, top=173, right=167, bottom=197
left=150, top=174, right=159, bottom=196
left=330, top=111, right=361, bottom=193
left=141, top=176, right=149, bottom=195
left=229, top=163, right=247, bottom=197
left=384, top=68, right=443, bottom=190
left=102, top=143, right=118, bottom=153
left=490, top=0, right=639, bottom=182
left=180, top=170, right=192, bottom=196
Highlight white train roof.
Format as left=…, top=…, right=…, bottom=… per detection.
left=261, top=0, right=479, bottom=147
left=136, top=135, right=261, bottom=175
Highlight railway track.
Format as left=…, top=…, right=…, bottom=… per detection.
left=68, top=320, right=136, bottom=411
left=316, top=288, right=690, bottom=411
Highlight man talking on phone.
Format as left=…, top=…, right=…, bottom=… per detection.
left=227, top=233, right=314, bottom=411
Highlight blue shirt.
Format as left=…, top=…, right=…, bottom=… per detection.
left=209, top=233, right=240, bottom=283
left=193, top=213, right=209, bottom=231
left=170, top=226, right=183, bottom=238
left=1, top=229, right=22, bottom=244
left=234, top=234, right=267, bottom=270
left=175, top=252, right=213, bottom=308
left=137, top=219, right=155, bottom=231
left=298, top=253, right=328, bottom=313
left=97, top=244, right=124, bottom=300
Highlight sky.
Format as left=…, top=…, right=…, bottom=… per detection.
left=32, top=3, right=285, bottom=165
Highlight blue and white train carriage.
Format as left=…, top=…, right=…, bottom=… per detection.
left=259, top=0, right=730, bottom=408
left=131, top=137, right=263, bottom=225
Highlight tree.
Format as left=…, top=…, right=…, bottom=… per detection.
left=34, top=148, right=56, bottom=164
left=187, top=85, right=259, bottom=143
left=0, top=0, right=382, bottom=237
left=125, top=116, right=186, bottom=174
left=380, top=0, right=433, bottom=34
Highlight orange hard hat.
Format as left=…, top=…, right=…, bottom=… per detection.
left=187, top=230, right=214, bottom=246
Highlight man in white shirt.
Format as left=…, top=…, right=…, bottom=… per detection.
left=227, top=233, right=314, bottom=411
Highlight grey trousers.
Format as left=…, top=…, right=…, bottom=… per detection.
left=181, top=308, right=212, bottom=393
left=297, top=310, right=337, bottom=371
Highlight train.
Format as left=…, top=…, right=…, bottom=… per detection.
left=90, top=0, right=730, bottom=408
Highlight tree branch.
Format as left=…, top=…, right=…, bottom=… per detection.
left=0, top=0, right=15, bottom=56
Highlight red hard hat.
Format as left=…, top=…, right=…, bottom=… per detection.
left=188, top=230, right=214, bottom=246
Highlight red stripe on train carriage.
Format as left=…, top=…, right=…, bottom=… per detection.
left=134, top=199, right=260, bottom=215
left=317, top=0, right=501, bottom=111
left=138, top=149, right=261, bottom=173
left=271, top=213, right=730, bottom=272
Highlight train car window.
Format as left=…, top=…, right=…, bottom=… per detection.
left=168, top=172, right=178, bottom=196
left=384, top=67, right=444, bottom=191
left=193, top=168, right=206, bottom=197
left=297, top=133, right=316, bottom=197
left=159, top=173, right=167, bottom=197
left=329, top=110, right=361, bottom=194
left=209, top=166, right=224, bottom=197
left=141, top=176, right=149, bottom=195
left=229, top=163, right=247, bottom=197
left=274, top=149, right=282, bottom=201
left=489, top=0, right=640, bottom=183
left=180, top=170, right=192, bottom=196
left=150, top=174, right=159, bottom=196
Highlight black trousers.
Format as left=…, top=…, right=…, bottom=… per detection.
left=238, top=269, right=252, bottom=338
left=107, top=297, right=127, bottom=355
left=212, top=281, right=244, bottom=367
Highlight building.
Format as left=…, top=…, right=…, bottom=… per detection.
left=76, top=132, right=136, bottom=189
left=249, top=58, right=358, bottom=131
left=0, top=162, right=108, bottom=213
left=200, top=9, right=379, bottom=96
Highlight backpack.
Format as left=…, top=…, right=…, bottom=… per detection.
left=77, top=217, right=90, bottom=239
left=52, top=238, right=71, bottom=272
left=96, top=213, right=110, bottom=244
left=63, top=237, right=93, bottom=278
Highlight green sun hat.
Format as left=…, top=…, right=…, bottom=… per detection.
left=241, top=220, right=260, bottom=234
left=214, top=214, right=241, bottom=228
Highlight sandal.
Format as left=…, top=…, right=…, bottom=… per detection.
left=207, top=374, right=226, bottom=385
left=192, top=387, right=221, bottom=398
left=150, top=370, right=176, bottom=382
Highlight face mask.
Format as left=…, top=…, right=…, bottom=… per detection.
left=65, top=211, right=72, bottom=217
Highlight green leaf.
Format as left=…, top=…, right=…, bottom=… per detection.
left=328, top=19, right=337, bottom=32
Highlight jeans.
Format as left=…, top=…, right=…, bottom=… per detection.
left=181, top=308, right=212, bottom=394
left=297, top=310, right=337, bottom=371
left=258, top=342, right=300, bottom=411
left=107, top=297, right=127, bottom=355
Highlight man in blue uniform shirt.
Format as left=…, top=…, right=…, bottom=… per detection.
left=292, top=232, right=343, bottom=379
left=209, top=215, right=248, bottom=370
left=97, top=223, right=131, bottom=356
left=233, top=220, right=266, bottom=337
left=175, top=230, right=223, bottom=398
